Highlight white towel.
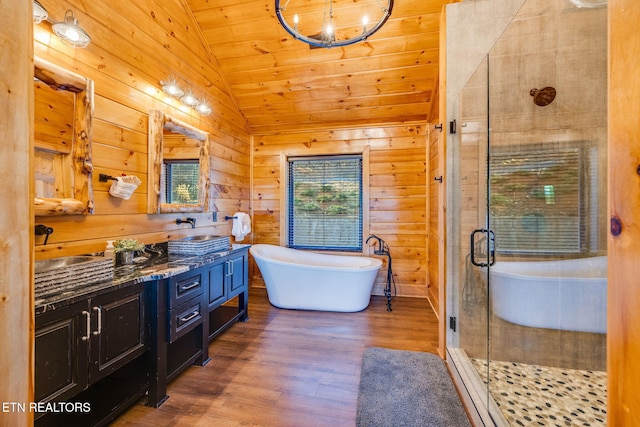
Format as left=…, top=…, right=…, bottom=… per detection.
left=231, top=212, right=251, bottom=241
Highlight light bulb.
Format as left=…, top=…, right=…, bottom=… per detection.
left=65, top=28, right=81, bottom=42
left=195, top=102, right=212, bottom=116
left=181, top=92, right=200, bottom=107
left=161, top=78, right=185, bottom=98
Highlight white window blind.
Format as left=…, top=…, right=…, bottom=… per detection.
left=288, top=155, right=363, bottom=251
left=489, top=146, right=586, bottom=254
left=164, top=160, right=200, bottom=204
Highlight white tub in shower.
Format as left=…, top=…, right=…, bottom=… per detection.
left=250, top=244, right=382, bottom=312
left=489, top=256, right=607, bottom=334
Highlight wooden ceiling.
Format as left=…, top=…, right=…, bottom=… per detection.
left=184, top=0, right=453, bottom=134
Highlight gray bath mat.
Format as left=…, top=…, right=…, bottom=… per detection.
left=356, top=347, right=471, bottom=427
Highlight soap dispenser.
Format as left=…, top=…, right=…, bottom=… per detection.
left=104, top=240, right=115, bottom=259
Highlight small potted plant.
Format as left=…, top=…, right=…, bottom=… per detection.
left=114, top=239, right=145, bottom=266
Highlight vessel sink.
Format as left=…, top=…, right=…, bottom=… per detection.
left=168, top=235, right=231, bottom=255
left=178, top=235, right=221, bottom=241
left=35, top=256, right=101, bottom=274
left=35, top=256, right=115, bottom=299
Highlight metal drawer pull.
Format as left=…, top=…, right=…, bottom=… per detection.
left=179, top=309, right=200, bottom=324
left=93, top=306, right=102, bottom=336
left=178, top=280, right=200, bottom=293
left=81, top=311, right=91, bottom=341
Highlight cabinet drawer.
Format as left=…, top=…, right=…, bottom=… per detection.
left=168, top=296, right=204, bottom=343
left=169, top=269, right=204, bottom=309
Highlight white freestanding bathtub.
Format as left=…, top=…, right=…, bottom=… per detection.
left=489, top=256, right=607, bottom=334
left=250, top=244, right=382, bottom=312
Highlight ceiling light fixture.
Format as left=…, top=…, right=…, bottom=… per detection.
left=52, top=10, right=91, bottom=48
left=275, top=0, right=394, bottom=48
left=33, top=0, right=49, bottom=24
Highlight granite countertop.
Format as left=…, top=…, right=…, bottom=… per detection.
left=35, top=243, right=250, bottom=314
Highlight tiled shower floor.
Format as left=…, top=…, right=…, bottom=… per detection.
left=471, top=359, right=607, bottom=426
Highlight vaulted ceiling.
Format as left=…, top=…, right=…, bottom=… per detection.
left=184, top=0, right=453, bottom=134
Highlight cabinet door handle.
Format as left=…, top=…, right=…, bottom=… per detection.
left=81, top=310, right=91, bottom=341
left=92, top=306, right=102, bottom=336
left=225, top=260, right=233, bottom=277
left=179, top=309, right=200, bottom=325
left=178, top=280, right=200, bottom=293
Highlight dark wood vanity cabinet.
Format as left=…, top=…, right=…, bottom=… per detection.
left=35, top=301, right=89, bottom=404
left=227, top=252, right=248, bottom=300
left=35, top=281, right=149, bottom=425
left=207, top=251, right=247, bottom=308
left=149, top=247, right=250, bottom=407
left=88, top=285, right=148, bottom=380
left=148, top=267, right=208, bottom=408
left=34, top=245, right=250, bottom=421
left=207, top=249, right=249, bottom=341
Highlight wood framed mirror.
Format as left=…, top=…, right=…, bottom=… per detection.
left=147, top=110, right=210, bottom=214
left=34, top=57, right=94, bottom=216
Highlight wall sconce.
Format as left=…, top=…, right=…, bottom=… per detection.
left=160, top=76, right=212, bottom=116
left=33, top=0, right=48, bottom=24
left=52, top=10, right=91, bottom=48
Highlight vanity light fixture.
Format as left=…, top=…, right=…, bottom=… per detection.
left=160, top=76, right=212, bottom=116
left=52, top=10, right=91, bottom=48
left=33, top=0, right=48, bottom=24
left=275, top=0, right=394, bottom=48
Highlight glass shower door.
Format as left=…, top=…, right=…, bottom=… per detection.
left=448, top=1, right=608, bottom=425
left=450, top=54, right=495, bottom=417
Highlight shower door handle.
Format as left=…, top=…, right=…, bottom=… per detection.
left=470, top=229, right=495, bottom=267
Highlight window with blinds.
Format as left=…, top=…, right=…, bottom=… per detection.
left=164, top=160, right=200, bottom=204
left=288, top=155, right=363, bottom=251
left=489, top=144, right=589, bottom=254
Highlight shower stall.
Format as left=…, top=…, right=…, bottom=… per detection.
left=445, top=0, right=608, bottom=425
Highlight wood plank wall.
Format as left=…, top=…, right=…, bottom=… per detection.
left=427, top=123, right=441, bottom=313
left=251, top=125, right=429, bottom=298
left=608, top=0, right=640, bottom=424
left=33, top=0, right=250, bottom=260
left=1, top=2, right=34, bottom=425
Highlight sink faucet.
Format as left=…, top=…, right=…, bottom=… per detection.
left=176, top=217, right=196, bottom=229
left=35, top=224, right=54, bottom=245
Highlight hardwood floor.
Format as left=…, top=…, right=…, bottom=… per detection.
left=113, top=287, right=439, bottom=427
